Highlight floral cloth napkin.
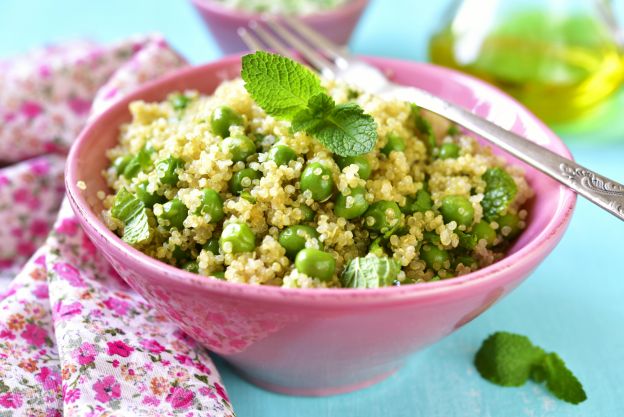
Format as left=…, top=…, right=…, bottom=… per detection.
left=0, top=36, right=235, bottom=417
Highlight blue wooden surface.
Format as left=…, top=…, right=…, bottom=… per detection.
left=2, top=1, right=623, bottom=416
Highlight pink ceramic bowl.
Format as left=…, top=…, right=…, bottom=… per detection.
left=189, top=0, right=369, bottom=53
left=65, top=55, right=576, bottom=396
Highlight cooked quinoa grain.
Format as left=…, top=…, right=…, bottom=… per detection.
left=102, top=78, right=533, bottom=288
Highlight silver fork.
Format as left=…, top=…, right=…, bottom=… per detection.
left=239, top=17, right=624, bottom=222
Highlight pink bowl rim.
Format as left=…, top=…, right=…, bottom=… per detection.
left=189, top=0, right=370, bottom=21
left=65, top=54, right=576, bottom=306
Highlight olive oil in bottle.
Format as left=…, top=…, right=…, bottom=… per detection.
left=430, top=9, right=624, bottom=122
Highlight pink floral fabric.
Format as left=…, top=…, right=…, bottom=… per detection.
left=0, top=37, right=236, bottom=416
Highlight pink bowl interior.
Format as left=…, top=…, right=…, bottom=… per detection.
left=66, top=55, right=576, bottom=303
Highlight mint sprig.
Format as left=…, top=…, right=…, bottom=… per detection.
left=475, top=331, right=587, bottom=405
left=241, top=51, right=377, bottom=157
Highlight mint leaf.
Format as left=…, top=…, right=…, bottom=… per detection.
left=481, top=167, right=518, bottom=220
left=475, top=331, right=546, bottom=386
left=307, top=103, right=377, bottom=157
left=241, top=52, right=378, bottom=157
left=111, top=189, right=152, bottom=245
left=539, top=353, right=587, bottom=405
left=241, top=51, right=323, bottom=119
left=292, top=93, right=335, bottom=133
left=475, top=332, right=587, bottom=405
left=341, top=254, right=400, bottom=288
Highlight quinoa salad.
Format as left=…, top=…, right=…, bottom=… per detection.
left=102, top=53, right=533, bottom=289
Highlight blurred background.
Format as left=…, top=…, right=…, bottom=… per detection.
left=2, top=1, right=623, bottom=416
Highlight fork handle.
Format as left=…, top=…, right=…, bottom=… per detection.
left=383, top=86, right=624, bottom=221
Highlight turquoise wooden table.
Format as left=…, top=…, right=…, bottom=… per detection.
left=2, top=1, right=623, bottom=415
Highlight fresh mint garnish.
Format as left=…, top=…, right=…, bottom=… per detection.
left=340, top=254, right=400, bottom=288
left=475, top=331, right=587, bottom=404
left=111, top=188, right=152, bottom=245
left=481, top=167, right=518, bottom=221
left=241, top=51, right=323, bottom=119
left=241, top=51, right=377, bottom=157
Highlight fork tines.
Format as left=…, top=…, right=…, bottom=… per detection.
left=238, top=15, right=351, bottom=78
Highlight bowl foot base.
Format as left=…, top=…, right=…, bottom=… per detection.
left=235, top=367, right=400, bottom=397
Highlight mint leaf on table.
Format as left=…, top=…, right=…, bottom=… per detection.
left=475, top=331, right=545, bottom=386
left=475, top=331, right=587, bottom=405
left=537, top=353, right=587, bottom=405
left=241, top=51, right=323, bottom=119
left=111, top=188, right=152, bottom=245
left=340, top=254, right=400, bottom=288
left=481, top=167, right=518, bottom=221
left=241, top=51, right=377, bottom=157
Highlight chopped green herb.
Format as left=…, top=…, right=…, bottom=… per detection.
left=481, top=167, right=518, bottom=220
left=241, top=51, right=377, bottom=157
left=111, top=189, right=152, bottom=245
left=122, top=147, right=153, bottom=179
left=340, top=254, right=400, bottom=288
left=475, top=331, right=587, bottom=404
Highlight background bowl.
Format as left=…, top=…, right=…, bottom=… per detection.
left=65, top=55, right=576, bottom=396
left=189, top=0, right=369, bottom=53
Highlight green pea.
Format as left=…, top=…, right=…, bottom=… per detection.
left=222, top=135, right=256, bottom=162
left=447, top=124, right=461, bottom=136
left=136, top=181, right=166, bottom=208
left=294, top=248, right=336, bottom=281
left=335, top=155, right=372, bottom=180
left=455, top=255, right=477, bottom=269
left=420, top=244, right=450, bottom=270
left=440, top=195, right=474, bottom=227
left=159, top=198, right=188, bottom=230
left=182, top=261, right=199, bottom=273
left=401, top=189, right=433, bottom=214
left=219, top=222, right=256, bottom=254
left=334, top=187, right=369, bottom=219
left=196, top=189, right=224, bottom=223
left=381, top=133, right=406, bottom=156
left=438, top=143, right=460, bottom=159
left=364, top=201, right=402, bottom=233
left=497, top=213, right=521, bottom=239
left=170, top=93, right=191, bottom=111
left=268, top=144, right=297, bottom=166
left=298, top=205, right=315, bottom=222
left=155, top=157, right=184, bottom=185
left=229, top=168, right=261, bottom=195
left=300, top=162, right=334, bottom=202
left=423, top=231, right=441, bottom=246
left=203, top=238, right=220, bottom=254
left=210, top=106, right=243, bottom=138
left=472, top=220, right=496, bottom=247
left=123, top=148, right=153, bottom=179
left=278, top=225, right=320, bottom=258
left=212, top=271, right=226, bottom=279
left=113, top=155, right=133, bottom=175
